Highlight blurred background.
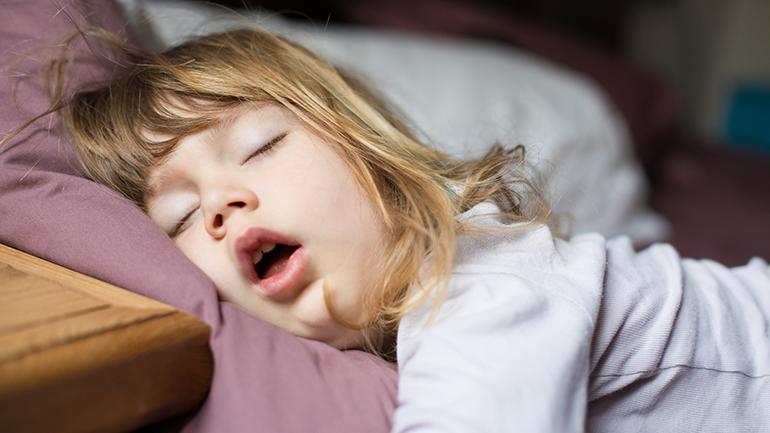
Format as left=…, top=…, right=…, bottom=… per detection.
left=476, top=0, right=770, bottom=154
left=593, top=0, right=769, bottom=153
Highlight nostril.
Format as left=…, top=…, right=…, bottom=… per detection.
left=229, top=201, right=246, bottom=208
left=213, top=214, right=223, bottom=228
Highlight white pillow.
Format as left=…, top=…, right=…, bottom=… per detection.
left=117, top=0, right=670, bottom=244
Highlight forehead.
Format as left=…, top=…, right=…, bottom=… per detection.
left=146, top=104, right=296, bottom=194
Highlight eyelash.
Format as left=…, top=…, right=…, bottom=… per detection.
left=169, top=208, right=197, bottom=239
left=243, top=132, right=287, bottom=163
left=167, top=132, right=288, bottom=239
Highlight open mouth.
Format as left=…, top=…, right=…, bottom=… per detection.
left=236, top=227, right=307, bottom=296
left=252, top=243, right=300, bottom=280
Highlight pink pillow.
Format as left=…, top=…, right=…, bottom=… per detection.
left=0, top=1, right=398, bottom=432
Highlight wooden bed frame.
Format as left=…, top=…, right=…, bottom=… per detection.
left=0, top=243, right=213, bottom=433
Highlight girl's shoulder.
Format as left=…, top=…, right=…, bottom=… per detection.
left=454, top=201, right=607, bottom=272
left=451, top=202, right=609, bottom=315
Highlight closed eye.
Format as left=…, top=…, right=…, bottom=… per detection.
left=244, top=132, right=288, bottom=163
left=169, top=207, right=199, bottom=238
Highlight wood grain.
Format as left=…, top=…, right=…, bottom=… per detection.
left=0, top=244, right=213, bottom=433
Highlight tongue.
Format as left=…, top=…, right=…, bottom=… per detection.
left=260, top=245, right=297, bottom=280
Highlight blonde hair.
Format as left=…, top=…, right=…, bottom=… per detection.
left=17, top=24, right=552, bottom=355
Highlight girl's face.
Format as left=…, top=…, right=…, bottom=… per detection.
left=146, top=104, right=388, bottom=349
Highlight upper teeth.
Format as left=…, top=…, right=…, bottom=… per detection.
left=251, top=250, right=262, bottom=265
left=252, top=243, right=277, bottom=265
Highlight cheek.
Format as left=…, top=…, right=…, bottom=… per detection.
left=293, top=282, right=335, bottom=325
left=278, top=143, right=354, bottom=201
left=174, top=232, right=233, bottom=297
left=174, top=231, right=204, bottom=264
left=282, top=161, right=347, bottom=208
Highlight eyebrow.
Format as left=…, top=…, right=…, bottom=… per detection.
left=197, top=110, right=243, bottom=145
left=147, top=109, right=253, bottom=199
left=147, top=165, right=179, bottom=200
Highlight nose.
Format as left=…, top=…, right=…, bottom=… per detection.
left=201, top=185, right=258, bottom=238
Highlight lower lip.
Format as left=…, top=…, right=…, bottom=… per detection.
left=257, top=246, right=307, bottom=296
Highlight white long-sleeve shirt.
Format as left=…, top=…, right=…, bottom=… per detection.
left=393, top=202, right=770, bottom=432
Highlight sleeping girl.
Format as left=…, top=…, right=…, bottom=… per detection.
left=27, top=24, right=770, bottom=431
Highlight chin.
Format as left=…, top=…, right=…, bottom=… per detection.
left=314, top=328, right=368, bottom=351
